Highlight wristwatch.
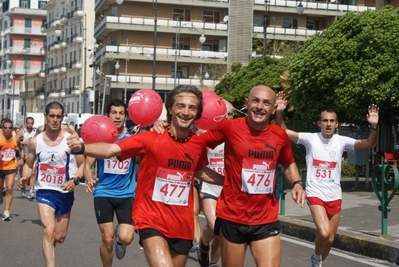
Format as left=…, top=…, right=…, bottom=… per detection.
left=73, top=177, right=80, bottom=186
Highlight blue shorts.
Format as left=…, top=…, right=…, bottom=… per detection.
left=36, top=190, right=75, bottom=216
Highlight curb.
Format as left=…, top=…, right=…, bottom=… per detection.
left=279, top=216, right=399, bottom=264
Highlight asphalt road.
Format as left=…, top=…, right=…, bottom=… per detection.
left=0, top=183, right=395, bottom=267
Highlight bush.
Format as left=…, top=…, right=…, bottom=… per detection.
left=341, top=159, right=355, bottom=178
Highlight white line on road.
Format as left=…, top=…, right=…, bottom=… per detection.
left=281, top=236, right=390, bottom=267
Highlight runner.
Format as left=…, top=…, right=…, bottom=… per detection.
left=0, top=118, right=24, bottom=220
left=83, top=99, right=136, bottom=266
left=18, top=101, right=84, bottom=267
left=275, top=91, right=378, bottom=267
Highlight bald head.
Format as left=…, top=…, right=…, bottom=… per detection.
left=249, top=85, right=276, bottom=102
left=224, top=100, right=234, bottom=120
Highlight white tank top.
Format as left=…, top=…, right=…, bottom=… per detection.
left=35, top=132, right=77, bottom=193
left=201, top=143, right=225, bottom=198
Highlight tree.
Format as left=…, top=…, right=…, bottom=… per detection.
left=214, top=56, right=290, bottom=110
left=289, top=6, right=399, bottom=126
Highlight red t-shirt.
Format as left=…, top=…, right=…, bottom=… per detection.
left=117, top=130, right=208, bottom=240
left=201, top=118, right=295, bottom=225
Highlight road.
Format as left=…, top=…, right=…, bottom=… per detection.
left=0, top=183, right=395, bottom=267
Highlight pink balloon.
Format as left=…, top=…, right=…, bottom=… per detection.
left=128, top=89, right=163, bottom=126
left=201, top=89, right=217, bottom=98
left=81, top=115, right=118, bottom=143
left=195, top=93, right=227, bottom=130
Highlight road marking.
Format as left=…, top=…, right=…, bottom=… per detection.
left=281, top=236, right=391, bottom=267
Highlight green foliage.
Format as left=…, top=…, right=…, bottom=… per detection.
left=214, top=56, right=290, bottom=110
left=341, top=159, right=355, bottom=178
left=289, top=6, right=399, bottom=126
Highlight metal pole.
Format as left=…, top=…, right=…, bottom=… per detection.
left=44, top=40, right=47, bottom=107
left=173, top=20, right=180, bottom=88
left=24, top=51, right=27, bottom=121
left=263, top=0, right=268, bottom=56
left=97, top=72, right=101, bottom=114
left=152, top=0, right=157, bottom=90
left=82, top=14, right=87, bottom=113
left=11, top=80, right=14, bottom=122
left=200, top=64, right=203, bottom=89
left=124, top=38, right=128, bottom=103
left=101, top=77, right=108, bottom=115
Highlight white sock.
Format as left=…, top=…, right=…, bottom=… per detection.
left=313, top=254, right=322, bottom=261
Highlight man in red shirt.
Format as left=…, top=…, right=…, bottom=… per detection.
left=67, top=85, right=224, bottom=267
left=154, top=85, right=306, bottom=267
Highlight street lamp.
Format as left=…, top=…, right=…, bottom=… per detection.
left=173, top=22, right=206, bottom=88
left=9, top=74, right=14, bottom=122
left=296, top=1, right=305, bottom=15
left=21, top=46, right=28, bottom=120
left=263, top=0, right=270, bottom=56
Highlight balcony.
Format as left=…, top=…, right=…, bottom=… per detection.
left=6, top=26, right=46, bottom=36
left=95, top=16, right=228, bottom=39
left=97, top=45, right=227, bottom=65
left=253, top=26, right=322, bottom=41
left=4, top=46, right=44, bottom=55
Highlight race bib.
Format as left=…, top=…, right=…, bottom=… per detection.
left=209, top=157, right=224, bottom=175
left=104, top=157, right=131, bottom=174
left=38, top=163, right=66, bottom=189
left=1, top=148, right=15, bottom=161
left=152, top=167, right=191, bottom=206
left=241, top=158, right=275, bottom=194
left=311, top=159, right=337, bottom=183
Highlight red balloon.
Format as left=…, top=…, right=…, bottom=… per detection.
left=195, top=93, right=227, bottom=130
left=128, top=89, right=163, bottom=126
left=201, top=89, right=217, bottom=98
left=80, top=115, right=118, bottom=143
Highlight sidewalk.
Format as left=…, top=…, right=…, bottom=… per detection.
left=279, top=179, right=399, bottom=264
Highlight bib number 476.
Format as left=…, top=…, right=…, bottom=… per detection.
left=247, top=173, right=271, bottom=187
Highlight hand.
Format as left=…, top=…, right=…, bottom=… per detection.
left=290, top=184, right=306, bottom=208
left=276, top=91, right=288, bottom=112
left=62, top=179, right=76, bottom=192
left=18, top=158, right=25, bottom=166
left=85, top=179, right=98, bottom=193
left=366, top=104, right=379, bottom=126
left=66, top=125, right=84, bottom=153
left=18, top=177, right=27, bottom=190
left=150, top=120, right=169, bottom=134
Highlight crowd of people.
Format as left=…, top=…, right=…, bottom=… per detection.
left=0, top=84, right=378, bottom=267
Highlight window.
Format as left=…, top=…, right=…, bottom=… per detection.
left=110, top=34, right=117, bottom=45
left=21, top=0, right=30, bottom=8
left=173, top=9, right=191, bottom=21
left=110, top=6, right=118, bottom=16
left=306, top=20, right=319, bottom=30
left=282, top=17, right=298, bottom=29
left=24, top=38, right=32, bottom=48
left=39, top=1, right=47, bottom=8
left=172, top=37, right=190, bottom=50
left=203, top=11, right=220, bottom=23
left=73, top=50, right=76, bottom=61
left=171, top=66, right=189, bottom=79
left=202, top=39, right=219, bottom=52
left=25, top=18, right=32, bottom=28
left=253, top=14, right=263, bottom=27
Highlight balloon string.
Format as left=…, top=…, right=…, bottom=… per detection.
left=130, top=125, right=141, bottom=135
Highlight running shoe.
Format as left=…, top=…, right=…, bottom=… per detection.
left=113, top=225, right=126, bottom=259
left=27, top=191, right=35, bottom=199
left=208, top=264, right=219, bottom=267
left=21, top=191, right=26, bottom=197
left=310, top=255, right=322, bottom=267
left=197, top=239, right=209, bottom=267
left=2, top=210, right=10, bottom=221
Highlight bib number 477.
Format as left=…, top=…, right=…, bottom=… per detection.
left=160, top=183, right=186, bottom=198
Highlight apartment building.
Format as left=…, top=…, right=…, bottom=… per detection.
left=93, top=0, right=377, bottom=106
left=41, top=0, right=95, bottom=114
left=0, top=0, right=48, bottom=121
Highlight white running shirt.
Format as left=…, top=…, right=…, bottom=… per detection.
left=298, top=132, right=355, bottom=201
left=35, top=132, right=77, bottom=192
left=201, top=143, right=225, bottom=198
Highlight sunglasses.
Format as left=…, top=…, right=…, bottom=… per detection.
left=2, top=126, right=13, bottom=130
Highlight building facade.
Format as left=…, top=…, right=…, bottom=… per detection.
left=41, top=0, right=95, bottom=114
left=0, top=0, right=48, bottom=120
